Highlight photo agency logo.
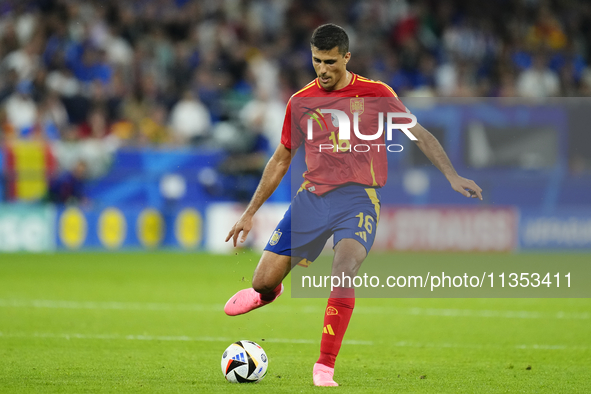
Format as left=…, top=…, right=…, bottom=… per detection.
left=301, top=98, right=417, bottom=153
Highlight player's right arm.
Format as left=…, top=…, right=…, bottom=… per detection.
left=410, top=123, right=483, bottom=200
left=225, top=143, right=294, bottom=247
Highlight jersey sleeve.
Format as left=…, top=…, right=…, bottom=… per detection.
left=376, top=82, right=409, bottom=112
left=280, top=98, right=304, bottom=150
left=378, top=82, right=414, bottom=130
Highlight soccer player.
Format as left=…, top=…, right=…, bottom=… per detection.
left=224, top=24, right=483, bottom=387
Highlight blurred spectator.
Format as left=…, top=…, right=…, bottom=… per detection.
left=443, top=19, right=499, bottom=62
left=0, top=69, right=18, bottom=103
left=436, top=59, right=479, bottom=97
left=37, top=92, right=69, bottom=140
left=51, top=132, right=119, bottom=180
left=497, top=70, right=518, bottom=98
left=70, top=46, right=113, bottom=85
left=239, top=89, right=285, bottom=148
left=46, top=62, right=81, bottom=98
left=200, top=121, right=270, bottom=202
left=4, top=80, right=37, bottom=136
left=435, top=59, right=457, bottom=97
left=526, top=5, right=567, bottom=50
left=580, top=67, right=591, bottom=96
left=121, top=87, right=152, bottom=141
left=31, top=67, right=47, bottom=102
left=139, top=104, right=171, bottom=145
left=247, top=50, right=280, bottom=99
left=517, top=53, right=560, bottom=97
left=78, top=107, right=110, bottom=139
left=169, top=90, right=211, bottom=145
left=193, top=67, right=224, bottom=122
left=47, top=159, right=87, bottom=204
left=2, top=39, right=41, bottom=81
left=13, top=6, right=38, bottom=46
left=103, top=25, right=133, bottom=67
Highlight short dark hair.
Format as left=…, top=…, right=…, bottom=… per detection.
left=310, top=24, right=349, bottom=55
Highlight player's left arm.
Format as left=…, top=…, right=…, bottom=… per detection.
left=410, top=123, right=483, bottom=200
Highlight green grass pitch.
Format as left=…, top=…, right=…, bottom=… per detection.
left=0, top=252, right=589, bottom=393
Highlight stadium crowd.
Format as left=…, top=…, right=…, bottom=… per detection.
left=0, top=0, right=590, bottom=168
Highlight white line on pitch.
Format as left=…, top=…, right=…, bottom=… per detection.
left=0, top=299, right=588, bottom=320
left=0, top=331, right=585, bottom=351
left=0, top=331, right=370, bottom=346
left=0, top=299, right=223, bottom=312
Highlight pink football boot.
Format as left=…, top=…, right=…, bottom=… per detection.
left=313, top=363, right=339, bottom=387
left=224, top=284, right=284, bottom=316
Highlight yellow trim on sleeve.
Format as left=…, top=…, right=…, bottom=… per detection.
left=293, top=81, right=317, bottom=97
left=356, top=77, right=398, bottom=97
left=379, top=81, right=398, bottom=97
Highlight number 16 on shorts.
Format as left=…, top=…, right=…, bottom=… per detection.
left=354, top=212, right=374, bottom=243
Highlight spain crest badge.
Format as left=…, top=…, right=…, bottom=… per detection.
left=269, top=230, right=282, bottom=246
left=350, top=97, right=364, bottom=115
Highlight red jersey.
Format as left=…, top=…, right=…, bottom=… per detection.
left=281, top=72, right=410, bottom=195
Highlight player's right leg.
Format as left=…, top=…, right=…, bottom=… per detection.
left=225, top=202, right=297, bottom=317
left=225, top=190, right=328, bottom=316
left=224, top=251, right=301, bottom=316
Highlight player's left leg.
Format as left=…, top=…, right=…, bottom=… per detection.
left=313, top=186, right=380, bottom=386
left=313, top=238, right=366, bottom=387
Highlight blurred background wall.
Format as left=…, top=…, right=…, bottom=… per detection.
left=0, top=0, right=590, bottom=252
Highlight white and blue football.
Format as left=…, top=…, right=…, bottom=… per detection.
left=221, top=340, right=268, bottom=383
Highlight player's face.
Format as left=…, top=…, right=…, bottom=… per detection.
left=311, top=46, right=351, bottom=90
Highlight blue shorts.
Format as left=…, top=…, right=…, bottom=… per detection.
left=264, top=185, right=381, bottom=262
